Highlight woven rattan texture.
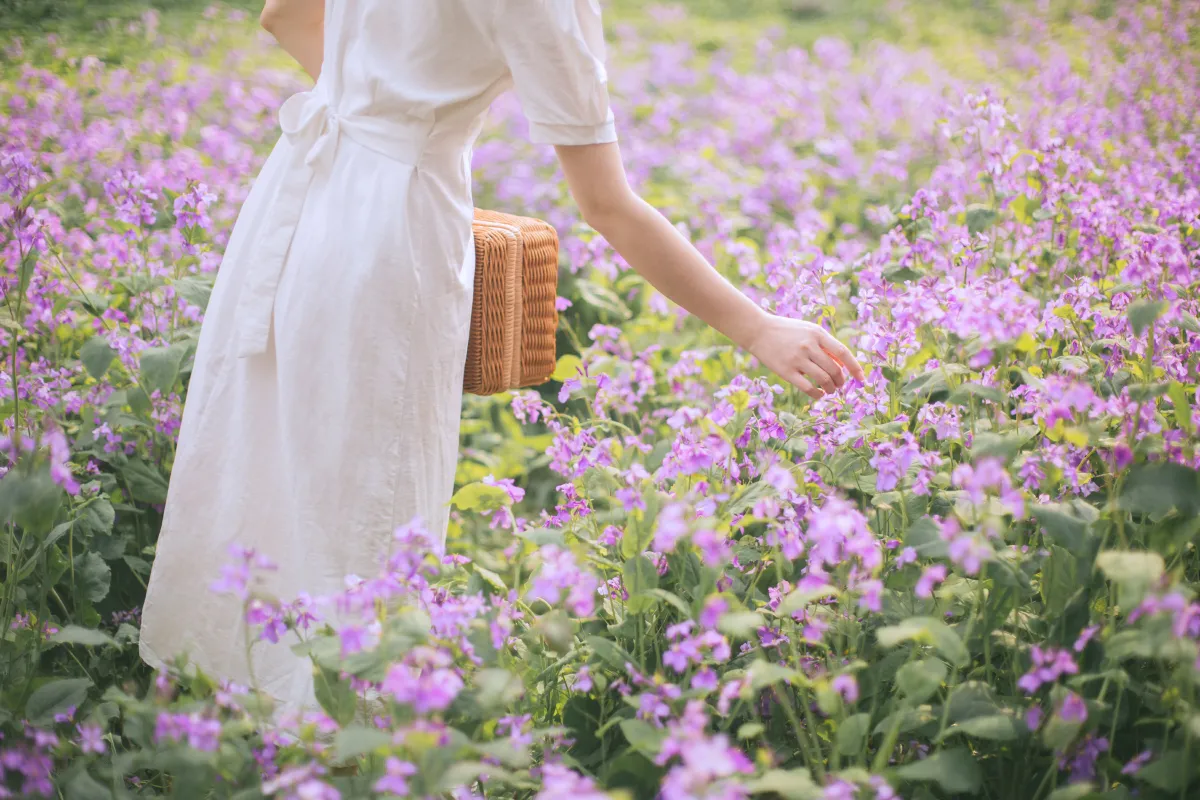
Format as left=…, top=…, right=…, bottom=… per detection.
left=464, top=209, right=560, bottom=395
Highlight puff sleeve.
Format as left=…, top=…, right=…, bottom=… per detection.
left=494, top=0, right=618, bottom=145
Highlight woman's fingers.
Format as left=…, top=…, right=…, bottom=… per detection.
left=820, top=331, right=866, bottom=382
left=798, top=358, right=837, bottom=395
left=807, top=348, right=846, bottom=389
left=790, top=373, right=825, bottom=401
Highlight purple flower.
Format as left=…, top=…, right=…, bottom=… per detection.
left=832, top=674, right=859, bottom=704
left=374, top=758, right=417, bottom=796
left=915, top=564, right=947, bottom=598
left=1058, top=691, right=1088, bottom=723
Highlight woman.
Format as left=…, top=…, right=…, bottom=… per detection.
left=138, top=0, right=865, bottom=717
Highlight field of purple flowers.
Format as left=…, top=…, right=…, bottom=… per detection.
left=1, top=1, right=1199, bottom=798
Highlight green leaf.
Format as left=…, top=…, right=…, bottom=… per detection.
left=646, top=588, right=691, bottom=616
left=551, top=354, right=584, bottom=382
left=943, top=713, right=1020, bottom=741
left=139, top=342, right=189, bottom=396
left=174, top=275, right=214, bottom=312
left=0, top=466, right=65, bottom=534
left=1119, top=462, right=1200, bottom=515
left=1127, top=299, right=1166, bottom=337
left=895, top=747, right=982, bottom=793
left=1137, top=750, right=1189, bottom=791
left=777, top=585, right=840, bottom=617
left=26, top=678, right=92, bottom=726
left=717, top=611, right=763, bottom=640
left=896, top=658, right=947, bottom=704
left=883, top=264, right=925, bottom=284
left=1031, top=503, right=1093, bottom=552
left=876, top=617, right=968, bottom=667
left=737, top=722, right=765, bottom=740
left=450, top=481, right=511, bottom=512
left=747, top=659, right=808, bottom=691
left=576, top=280, right=632, bottom=319
left=620, top=718, right=667, bottom=756
left=903, top=517, right=949, bottom=558
left=120, top=458, right=168, bottom=505
left=1096, top=550, right=1164, bottom=608
left=64, top=768, right=112, bottom=800
left=836, top=713, right=871, bottom=755
left=74, top=551, right=112, bottom=603
left=313, top=665, right=357, bottom=726
left=586, top=636, right=636, bottom=671
left=515, top=527, right=565, bottom=547
left=49, top=626, right=117, bottom=648
left=622, top=555, right=659, bottom=596
left=1168, top=382, right=1194, bottom=435
left=965, top=204, right=998, bottom=235
left=1046, top=785, right=1096, bottom=800
left=80, top=337, right=117, bottom=380
left=745, top=769, right=821, bottom=799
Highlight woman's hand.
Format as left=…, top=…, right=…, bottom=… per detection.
left=553, top=142, right=867, bottom=399
left=744, top=314, right=866, bottom=400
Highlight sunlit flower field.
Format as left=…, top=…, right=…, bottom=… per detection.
left=1, top=1, right=1198, bottom=798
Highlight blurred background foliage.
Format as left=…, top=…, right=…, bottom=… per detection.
left=0, top=0, right=1120, bottom=80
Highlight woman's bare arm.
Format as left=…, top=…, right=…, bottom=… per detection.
left=260, top=0, right=325, bottom=81
left=554, top=142, right=864, bottom=399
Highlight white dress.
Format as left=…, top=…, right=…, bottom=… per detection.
left=139, top=0, right=616, bottom=717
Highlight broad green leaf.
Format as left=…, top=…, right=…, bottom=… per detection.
left=745, top=769, right=821, bottom=799
left=333, top=725, right=391, bottom=760
left=1168, top=382, right=1194, bottom=434
left=737, top=722, right=765, bottom=740
left=896, top=658, right=947, bottom=704
left=747, top=659, right=808, bottom=691
left=717, top=611, right=763, bottom=640
left=49, top=626, right=117, bottom=648
left=586, top=636, right=636, bottom=671
left=74, top=552, right=112, bottom=603
left=26, top=678, right=92, bottom=726
left=622, top=555, right=659, bottom=595
left=139, top=342, right=189, bottom=396
left=876, top=617, right=968, bottom=667
left=1127, top=298, right=1166, bottom=337
left=903, top=516, right=949, bottom=558
left=551, top=354, right=583, bottom=382
left=943, top=713, right=1020, bottom=741
left=80, top=337, right=117, bottom=380
left=576, top=280, right=632, bottom=319
left=1046, top=785, right=1096, bottom=800
left=777, top=585, right=839, bottom=617
left=1096, top=550, right=1164, bottom=608
left=63, top=768, right=111, bottom=800
left=313, top=665, right=356, bottom=726
left=646, top=589, right=691, bottom=616
left=450, top=481, right=511, bottom=511
left=965, top=204, right=997, bottom=235
left=836, top=713, right=871, bottom=755
left=0, top=466, right=64, bottom=534
left=620, top=718, right=667, bottom=755
left=121, top=458, right=168, bottom=505
left=1119, top=462, right=1200, bottom=515
left=515, top=527, right=565, bottom=547
left=1136, top=750, right=1189, bottom=791
left=174, top=275, right=214, bottom=312
left=1031, top=503, right=1093, bottom=552
left=895, top=747, right=983, bottom=793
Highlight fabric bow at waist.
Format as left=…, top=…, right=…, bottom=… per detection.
left=234, top=90, right=461, bottom=358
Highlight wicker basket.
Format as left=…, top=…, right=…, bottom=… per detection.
left=463, top=209, right=559, bottom=395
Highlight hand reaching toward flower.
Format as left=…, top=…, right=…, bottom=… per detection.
left=553, top=142, right=865, bottom=399
left=745, top=315, right=865, bottom=400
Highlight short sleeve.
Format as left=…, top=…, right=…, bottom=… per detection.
left=494, top=0, right=618, bottom=146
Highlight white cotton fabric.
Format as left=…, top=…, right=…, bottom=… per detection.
left=139, top=0, right=616, bottom=718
